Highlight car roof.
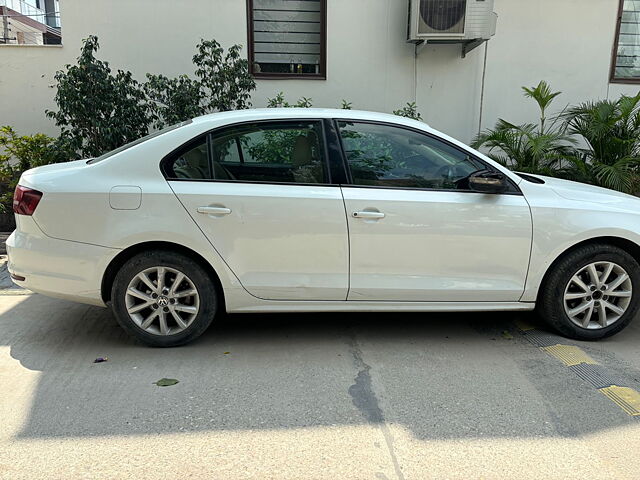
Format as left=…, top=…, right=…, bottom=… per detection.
left=191, top=108, right=431, bottom=130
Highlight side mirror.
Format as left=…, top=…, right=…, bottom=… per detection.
left=469, top=170, right=508, bottom=194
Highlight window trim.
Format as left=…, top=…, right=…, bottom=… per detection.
left=610, top=0, right=640, bottom=84
left=332, top=119, right=523, bottom=196
left=161, top=118, right=336, bottom=186
left=246, top=0, right=327, bottom=80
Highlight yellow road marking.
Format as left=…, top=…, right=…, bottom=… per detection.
left=515, top=326, right=640, bottom=417
left=599, top=386, right=640, bottom=416
left=542, top=344, right=598, bottom=366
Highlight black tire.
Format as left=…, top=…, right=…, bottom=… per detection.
left=537, top=243, right=640, bottom=340
left=111, top=250, right=217, bottom=347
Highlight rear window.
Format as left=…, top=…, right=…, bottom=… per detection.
left=164, top=121, right=328, bottom=184
left=87, top=120, right=192, bottom=164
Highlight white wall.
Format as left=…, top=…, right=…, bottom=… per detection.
left=482, top=0, right=640, bottom=134
left=1, top=0, right=639, bottom=144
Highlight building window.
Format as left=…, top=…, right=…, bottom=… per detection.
left=247, top=0, right=326, bottom=79
left=612, top=0, right=640, bottom=82
left=0, top=0, right=61, bottom=45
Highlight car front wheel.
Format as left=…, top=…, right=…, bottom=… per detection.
left=111, top=250, right=217, bottom=347
left=538, top=243, right=640, bottom=340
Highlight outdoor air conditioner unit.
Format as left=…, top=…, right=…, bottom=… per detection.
left=408, top=0, right=497, bottom=51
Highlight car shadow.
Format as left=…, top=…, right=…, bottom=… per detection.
left=1, top=293, right=639, bottom=440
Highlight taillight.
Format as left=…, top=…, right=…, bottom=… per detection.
left=13, top=185, right=43, bottom=215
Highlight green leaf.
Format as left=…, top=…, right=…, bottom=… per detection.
left=393, top=102, right=422, bottom=121
left=153, top=378, right=179, bottom=387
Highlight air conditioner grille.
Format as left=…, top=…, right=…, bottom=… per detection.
left=419, top=0, right=466, bottom=34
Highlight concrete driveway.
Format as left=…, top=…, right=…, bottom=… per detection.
left=1, top=283, right=640, bottom=479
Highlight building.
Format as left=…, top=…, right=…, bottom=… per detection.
left=0, top=0, right=60, bottom=45
left=0, top=0, right=639, bottom=144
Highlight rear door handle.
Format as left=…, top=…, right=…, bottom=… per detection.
left=352, top=211, right=385, bottom=219
left=197, top=206, right=232, bottom=216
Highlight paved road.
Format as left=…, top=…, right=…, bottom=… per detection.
left=1, top=289, right=639, bottom=479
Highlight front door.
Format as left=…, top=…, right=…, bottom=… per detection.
left=167, top=120, right=349, bottom=301
left=336, top=120, right=532, bottom=302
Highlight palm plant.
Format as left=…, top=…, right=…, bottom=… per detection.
left=472, top=81, right=574, bottom=176
left=561, top=93, right=640, bottom=193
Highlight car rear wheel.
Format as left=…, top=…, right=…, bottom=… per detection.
left=111, top=250, right=217, bottom=347
left=538, top=243, right=640, bottom=340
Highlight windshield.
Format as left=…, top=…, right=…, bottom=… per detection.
left=87, top=120, right=192, bottom=164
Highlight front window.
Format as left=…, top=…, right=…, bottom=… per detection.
left=247, top=0, right=326, bottom=79
left=612, top=0, right=640, bottom=82
left=337, top=121, right=485, bottom=190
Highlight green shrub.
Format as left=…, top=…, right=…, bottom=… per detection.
left=144, top=74, right=203, bottom=129
left=472, top=81, right=575, bottom=177
left=48, top=36, right=257, bottom=152
left=145, top=39, right=256, bottom=129
left=0, top=126, right=74, bottom=213
left=193, top=39, right=256, bottom=113
left=266, top=92, right=313, bottom=108
left=474, top=81, right=640, bottom=193
left=562, top=93, right=640, bottom=193
left=393, top=102, right=422, bottom=121
left=46, top=35, right=151, bottom=158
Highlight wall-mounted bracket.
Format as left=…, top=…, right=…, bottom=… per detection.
left=462, top=39, right=486, bottom=58
left=412, top=38, right=488, bottom=59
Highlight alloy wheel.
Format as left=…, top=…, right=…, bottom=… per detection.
left=125, top=266, right=200, bottom=336
left=563, top=261, right=632, bottom=329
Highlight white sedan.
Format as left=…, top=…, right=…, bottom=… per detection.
left=7, top=109, right=640, bottom=346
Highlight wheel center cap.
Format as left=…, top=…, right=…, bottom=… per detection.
left=593, top=290, right=603, bottom=300
left=157, top=295, right=169, bottom=307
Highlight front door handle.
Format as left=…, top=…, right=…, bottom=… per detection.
left=352, top=211, right=385, bottom=219
left=197, top=206, right=232, bottom=216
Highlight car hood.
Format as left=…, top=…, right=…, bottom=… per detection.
left=522, top=173, right=640, bottom=206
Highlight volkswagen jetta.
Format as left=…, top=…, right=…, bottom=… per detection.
left=7, top=109, right=640, bottom=346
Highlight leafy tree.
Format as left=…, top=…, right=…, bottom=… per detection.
left=144, top=74, right=202, bottom=129
left=46, top=35, right=151, bottom=157
left=266, top=92, right=313, bottom=108
left=393, top=102, right=423, bottom=121
left=562, top=93, right=640, bottom=193
left=144, top=39, right=256, bottom=128
left=472, top=81, right=574, bottom=175
left=193, top=40, right=255, bottom=112
left=0, top=126, right=74, bottom=213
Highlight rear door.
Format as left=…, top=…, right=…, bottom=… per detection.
left=167, top=120, right=349, bottom=301
left=336, top=120, right=533, bottom=302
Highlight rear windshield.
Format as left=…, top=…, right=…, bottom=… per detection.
left=87, top=120, right=192, bottom=164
